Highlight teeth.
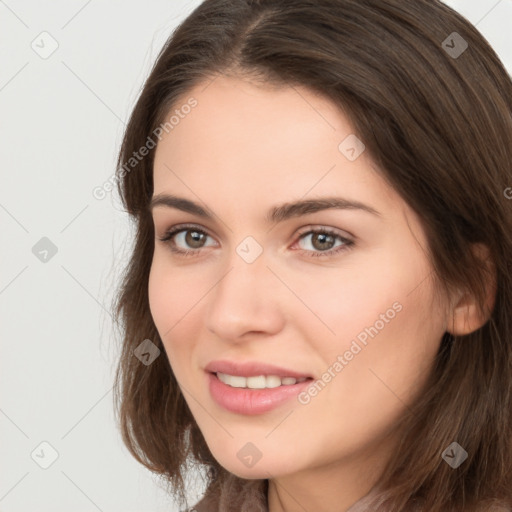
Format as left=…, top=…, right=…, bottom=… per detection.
left=265, top=375, right=282, bottom=388
left=217, top=372, right=308, bottom=389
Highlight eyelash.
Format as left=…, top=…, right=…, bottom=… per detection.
left=157, top=223, right=355, bottom=259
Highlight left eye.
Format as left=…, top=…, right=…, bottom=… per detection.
left=158, top=225, right=354, bottom=258
left=292, top=227, right=354, bottom=258
left=296, top=230, right=347, bottom=253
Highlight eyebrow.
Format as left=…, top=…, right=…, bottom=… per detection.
left=149, top=193, right=381, bottom=223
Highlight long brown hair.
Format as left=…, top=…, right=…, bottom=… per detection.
left=111, top=1, right=512, bottom=510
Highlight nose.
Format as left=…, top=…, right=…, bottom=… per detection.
left=204, top=250, right=285, bottom=343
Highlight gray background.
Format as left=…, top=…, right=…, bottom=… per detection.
left=1, top=1, right=511, bottom=510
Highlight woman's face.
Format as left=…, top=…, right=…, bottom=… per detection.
left=148, top=75, right=451, bottom=484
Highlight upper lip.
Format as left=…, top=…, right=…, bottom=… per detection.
left=205, top=360, right=313, bottom=379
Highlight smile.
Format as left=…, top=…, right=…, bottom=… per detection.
left=217, top=372, right=309, bottom=389
left=207, top=372, right=313, bottom=415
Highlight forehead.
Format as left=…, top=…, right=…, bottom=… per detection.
left=155, top=74, right=353, bottom=163
left=152, top=75, right=404, bottom=225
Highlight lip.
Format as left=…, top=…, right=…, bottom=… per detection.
left=204, top=360, right=313, bottom=379
left=207, top=372, right=313, bottom=415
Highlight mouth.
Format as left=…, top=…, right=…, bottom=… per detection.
left=207, top=371, right=314, bottom=415
left=212, top=371, right=313, bottom=389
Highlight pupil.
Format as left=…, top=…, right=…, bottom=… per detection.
left=314, top=233, right=334, bottom=251
left=186, top=230, right=204, bottom=248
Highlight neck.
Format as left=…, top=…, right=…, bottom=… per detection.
left=267, top=433, right=394, bottom=512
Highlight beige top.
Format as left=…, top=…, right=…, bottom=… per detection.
left=184, top=473, right=511, bottom=511
left=185, top=473, right=389, bottom=512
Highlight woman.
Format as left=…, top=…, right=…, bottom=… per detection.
left=111, top=0, right=512, bottom=510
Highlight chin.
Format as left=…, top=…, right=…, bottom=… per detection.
left=212, top=452, right=299, bottom=480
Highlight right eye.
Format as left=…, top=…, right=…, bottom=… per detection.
left=158, top=224, right=217, bottom=257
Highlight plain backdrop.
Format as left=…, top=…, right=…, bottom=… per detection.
left=1, top=1, right=511, bottom=510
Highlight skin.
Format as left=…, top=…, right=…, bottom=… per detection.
left=148, top=74, right=492, bottom=512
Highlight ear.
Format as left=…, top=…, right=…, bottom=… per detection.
left=446, top=243, right=497, bottom=336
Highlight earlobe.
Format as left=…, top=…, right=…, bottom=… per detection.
left=448, top=293, right=490, bottom=336
left=446, top=243, right=497, bottom=336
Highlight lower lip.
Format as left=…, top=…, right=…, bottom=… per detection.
left=207, top=372, right=313, bottom=415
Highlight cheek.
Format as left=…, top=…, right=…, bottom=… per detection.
left=291, top=280, right=443, bottom=460
left=147, top=255, right=208, bottom=370
left=148, top=254, right=200, bottom=332
left=283, top=254, right=404, bottom=352
left=296, top=245, right=443, bottom=397
left=148, top=257, right=172, bottom=332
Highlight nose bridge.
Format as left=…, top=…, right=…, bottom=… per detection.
left=215, top=242, right=272, bottom=310
left=219, top=232, right=271, bottom=298
left=204, top=240, right=283, bottom=339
